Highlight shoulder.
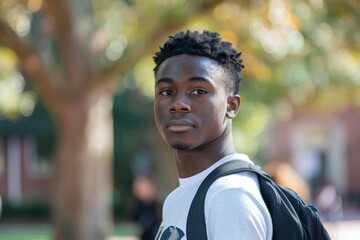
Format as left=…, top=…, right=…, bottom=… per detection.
left=205, top=172, right=267, bottom=217
left=205, top=172, right=271, bottom=225
left=207, top=171, right=262, bottom=199
left=204, top=172, right=273, bottom=239
left=162, top=187, right=179, bottom=211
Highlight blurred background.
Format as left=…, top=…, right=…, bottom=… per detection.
left=0, top=0, right=359, bottom=239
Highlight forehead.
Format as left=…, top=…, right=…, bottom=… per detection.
left=155, top=54, right=225, bottom=82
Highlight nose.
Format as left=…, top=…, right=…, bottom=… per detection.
left=170, top=94, right=191, bottom=113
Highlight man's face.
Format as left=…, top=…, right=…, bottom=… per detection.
left=154, top=54, right=232, bottom=150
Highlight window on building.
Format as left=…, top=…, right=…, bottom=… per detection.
left=24, top=137, right=50, bottom=178
left=0, top=139, right=4, bottom=178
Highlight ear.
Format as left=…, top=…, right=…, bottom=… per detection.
left=226, top=95, right=241, bottom=119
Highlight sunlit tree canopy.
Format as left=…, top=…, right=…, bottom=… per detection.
left=1, top=0, right=359, bottom=158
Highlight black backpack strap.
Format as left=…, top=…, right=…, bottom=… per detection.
left=187, top=160, right=331, bottom=240
left=186, top=160, right=266, bottom=240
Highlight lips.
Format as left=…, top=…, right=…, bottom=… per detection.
left=166, top=120, right=194, bottom=132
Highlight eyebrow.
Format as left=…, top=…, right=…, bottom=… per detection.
left=155, top=77, right=173, bottom=85
left=155, top=76, right=212, bottom=85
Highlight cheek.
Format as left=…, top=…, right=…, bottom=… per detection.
left=154, top=104, right=165, bottom=129
left=154, top=107, right=160, bottom=123
left=202, top=105, right=226, bottom=130
left=208, top=101, right=227, bottom=121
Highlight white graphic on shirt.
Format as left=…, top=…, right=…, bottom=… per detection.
left=157, top=225, right=185, bottom=240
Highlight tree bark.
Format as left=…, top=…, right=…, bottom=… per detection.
left=1, top=3, right=114, bottom=239
left=52, top=88, right=113, bottom=240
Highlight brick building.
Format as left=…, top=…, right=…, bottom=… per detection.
left=264, top=106, right=360, bottom=205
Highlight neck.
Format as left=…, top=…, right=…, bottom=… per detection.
left=174, top=127, right=236, bottom=178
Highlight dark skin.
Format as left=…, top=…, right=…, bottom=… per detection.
left=154, top=54, right=241, bottom=178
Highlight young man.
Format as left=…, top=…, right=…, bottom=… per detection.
left=153, top=30, right=273, bottom=240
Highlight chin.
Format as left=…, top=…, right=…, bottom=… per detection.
left=170, top=142, right=193, bottom=150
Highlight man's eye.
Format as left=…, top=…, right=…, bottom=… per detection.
left=192, top=89, right=207, bottom=95
left=160, top=90, right=173, bottom=96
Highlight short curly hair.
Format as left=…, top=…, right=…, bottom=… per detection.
left=153, top=30, right=245, bottom=94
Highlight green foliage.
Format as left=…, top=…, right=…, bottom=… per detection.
left=0, top=100, right=56, bottom=159
left=1, top=201, right=51, bottom=220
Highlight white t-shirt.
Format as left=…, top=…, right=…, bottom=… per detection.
left=155, top=153, right=273, bottom=240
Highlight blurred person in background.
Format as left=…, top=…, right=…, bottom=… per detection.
left=315, top=180, right=343, bottom=222
left=129, top=174, right=162, bottom=240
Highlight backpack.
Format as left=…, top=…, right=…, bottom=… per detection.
left=186, top=160, right=331, bottom=240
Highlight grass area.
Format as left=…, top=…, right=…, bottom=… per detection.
left=0, top=224, right=50, bottom=240
left=0, top=223, right=140, bottom=240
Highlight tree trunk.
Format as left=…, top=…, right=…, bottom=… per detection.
left=52, top=88, right=113, bottom=240
left=0, top=16, right=114, bottom=239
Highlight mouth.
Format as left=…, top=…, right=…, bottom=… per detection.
left=167, top=124, right=193, bottom=132
left=166, top=120, right=194, bottom=132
